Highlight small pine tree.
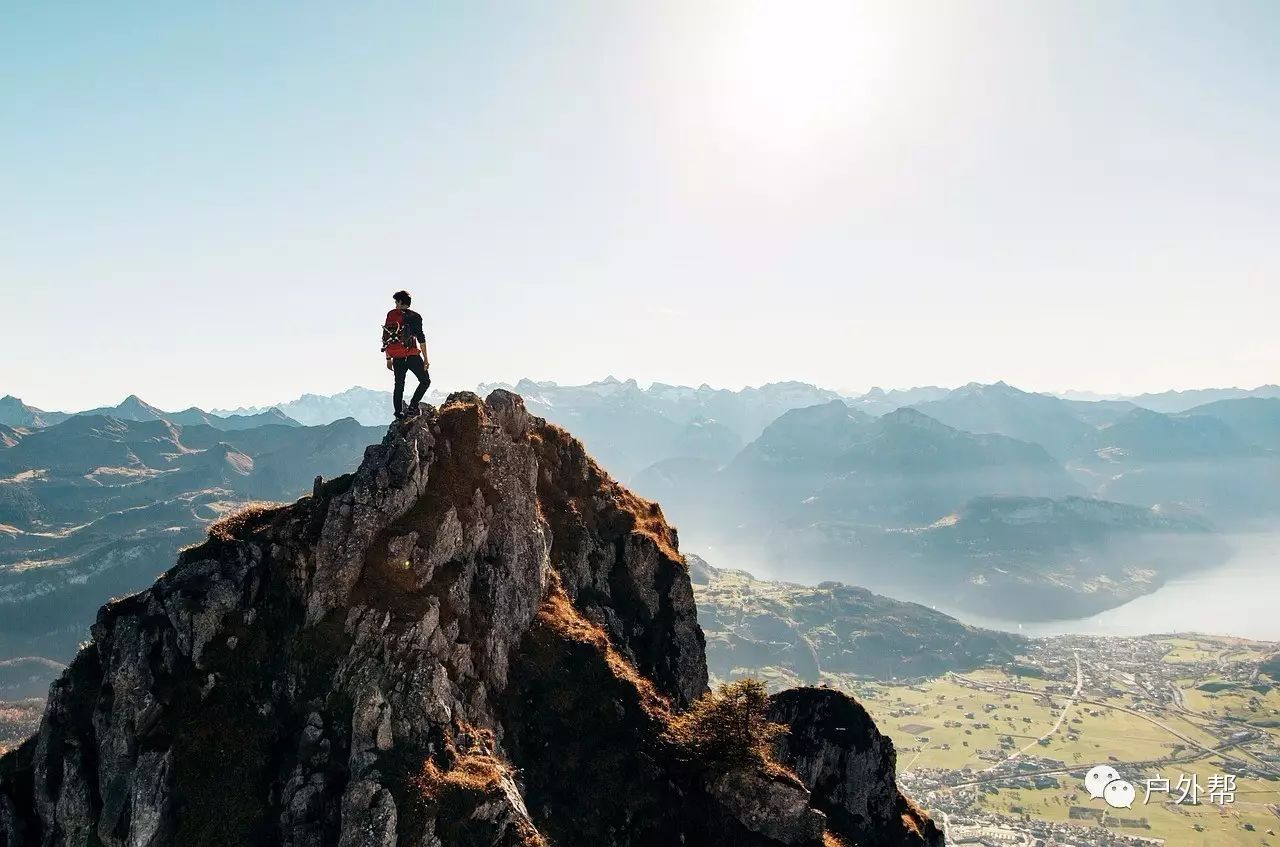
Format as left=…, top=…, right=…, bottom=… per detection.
left=666, top=679, right=786, bottom=769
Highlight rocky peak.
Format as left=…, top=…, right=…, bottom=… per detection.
left=116, top=395, right=166, bottom=418
left=0, top=397, right=58, bottom=430
left=0, top=390, right=939, bottom=847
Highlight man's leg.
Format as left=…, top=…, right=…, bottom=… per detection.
left=406, top=355, right=431, bottom=408
left=392, top=357, right=410, bottom=416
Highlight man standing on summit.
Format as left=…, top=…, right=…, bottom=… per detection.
left=382, top=290, right=430, bottom=419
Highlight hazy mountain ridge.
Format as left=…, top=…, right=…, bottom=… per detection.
left=844, top=385, right=952, bottom=416
left=213, top=385, right=437, bottom=427
left=1076, top=406, right=1262, bottom=461
left=1068, top=405, right=1280, bottom=522
left=191, top=376, right=1280, bottom=484
left=483, top=377, right=841, bottom=479
left=907, top=381, right=1100, bottom=458
left=691, top=555, right=1023, bottom=686
left=0, top=413, right=382, bottom=662
left=0, top=659, right=64, bottom=702
left=1123, top=384, right=1280, bottom=414
left=58, top=378, right=1280, bottom=430
left=635, top=393, right=1261, bottom=619
left=2, top=394, right=302, bottom=431
left=217, top=378, right=843, bottom=477
left=0, top=398, right=68, bottom=430
left=667, top=401, right=1080, bottom=531
left=1182, top=396, right=1280, bottom=451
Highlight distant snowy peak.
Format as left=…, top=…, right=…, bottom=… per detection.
left=213, top=385, right=442, bottom=427
left=845, top=385, right=950, bottom=415
left=953, top=380, right=1022, bottom=396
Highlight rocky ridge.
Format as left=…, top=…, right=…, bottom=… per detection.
left=0, top=391, right=939, bottom=847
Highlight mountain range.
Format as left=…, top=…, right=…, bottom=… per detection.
left=1, top=394, right=300, bottom=431
left=6, top=379, right=1279, bottom=636
left=1070, top=405, right=1280, bottom=522
left=16, top=379, right=1280, bottom=433
left=213, top=386, right=441, bottom=427
left=203, top=378, right=1280, bottom=482
left=1124, top=384, right=1280, bottom=414
left=0, top=659, right=64, bottom=702
left=628, top=382, right=1276, bottom=619
left=908, top=381, right=1129, bottom=458
left=0, top=413, right=381, bottom=662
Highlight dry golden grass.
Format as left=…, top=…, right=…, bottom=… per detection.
left=822, top=831, right=852, bottom=847
left=536, top=571, right=671, bottom=717
left=412, top=753, right=506, bottom=804
left=615, top=488, right=683, bottom=565
left=205, top=502, right=282, bottom=542
left=177, top=500, right=286, bottom=566
left=900, top=798, right=929, bottom=837
left=411, top=747, right=548, bottom=847
left=536, top=573, right=608, bottom=647
left=539, top=569, right=804, bottom=789
left=528, top=421, right=685, bottom=569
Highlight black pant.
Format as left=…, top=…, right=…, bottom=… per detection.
left=392, top=355, right=430, bottom=413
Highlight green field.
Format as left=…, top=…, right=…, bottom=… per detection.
left=845, top=667, right=1227, bottom=773
left=835, top=635, right=1280, bottom=846
left=1185, top=682, right=1280, bottom=723
left=977, top=768, right=1280, bottom=847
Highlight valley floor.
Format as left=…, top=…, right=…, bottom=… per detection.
left=836, top=635, right=1280, bottom=847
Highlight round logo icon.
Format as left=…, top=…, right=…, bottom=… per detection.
left=1084, top=765, right=1121, bottom=800
left=1104, top=779, right=1136, bottom=809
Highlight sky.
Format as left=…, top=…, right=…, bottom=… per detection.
left=2, top=1, right=1278, bottom=412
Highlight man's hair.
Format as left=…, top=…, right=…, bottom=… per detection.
left=393, top=290, right=412, bottom=307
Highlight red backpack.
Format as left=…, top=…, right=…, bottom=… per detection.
left=381, top=312, right=407, bottom=352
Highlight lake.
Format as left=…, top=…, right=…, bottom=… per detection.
left=938, top=532, right=1280, bottom=641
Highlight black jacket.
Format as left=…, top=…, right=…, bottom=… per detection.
left=399, top=308, right=426, bottom=345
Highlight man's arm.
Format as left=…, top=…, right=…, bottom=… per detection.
left=413, top=313, right=428, bottom=365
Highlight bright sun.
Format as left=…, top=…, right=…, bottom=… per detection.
left=706, top=2, right=901, bottom=157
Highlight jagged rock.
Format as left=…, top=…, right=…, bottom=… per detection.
left=705, top=768, right=825, bottom=844
left=769, top=687, right=944, bottom=846
left=0, top=391, right=937, bottom=847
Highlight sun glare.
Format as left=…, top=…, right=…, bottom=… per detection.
left=708, top=2, right=899, bottom=157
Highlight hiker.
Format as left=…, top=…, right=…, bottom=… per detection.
left=382, top=290, right=430, bottom=419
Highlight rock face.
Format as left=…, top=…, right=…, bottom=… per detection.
left=769, top=689, right=942, bottom=847
left=0, top=391, right=940, bottom=847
